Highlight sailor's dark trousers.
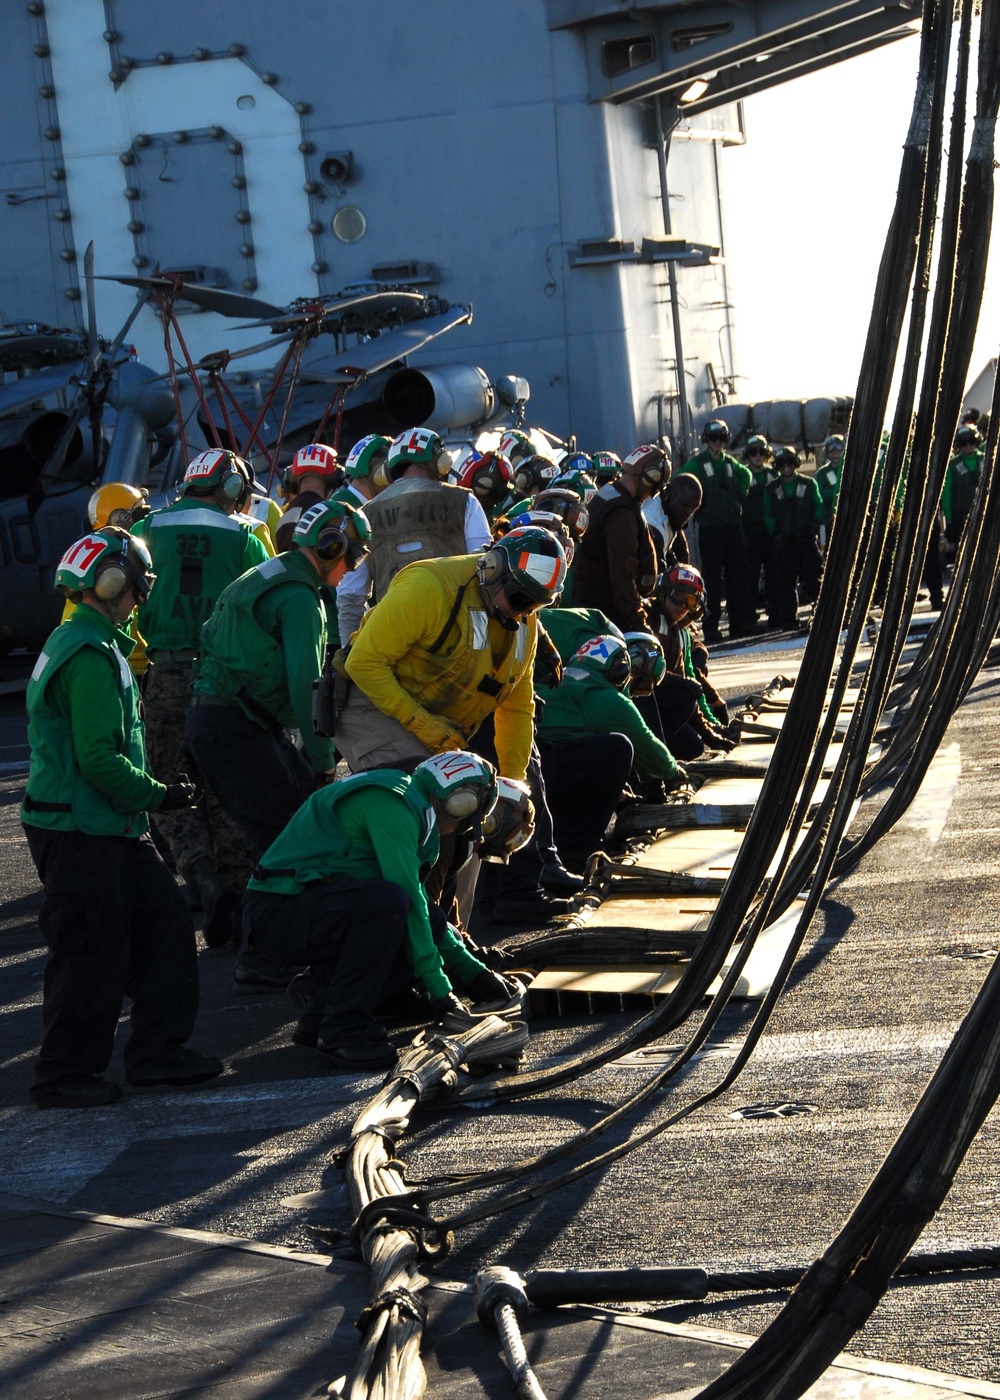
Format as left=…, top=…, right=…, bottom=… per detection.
left=23, top=826, right=199, bottom=1098
left=243, top=878, right=409, bottom=1041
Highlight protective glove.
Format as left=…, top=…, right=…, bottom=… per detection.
left=425, top=991, right=470, bottom=1024
left=426, top=992, right=480, bottom=1030
left=467, top=968, right=520, bottom=1005
left=482, top=944, right=515, bottom=971
left=703, top=728, right=738, bottom=752
left=409, top=708, right=465, bottom=753
left=158, top=776, right=200, bottom=811
left=664, top=765, right=691, bottom=793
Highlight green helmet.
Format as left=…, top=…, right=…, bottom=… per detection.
left=55, top=526, right=155, bottom=604
left=552, top=468, right=597, bottom=504
left=386, top=427, right=453, bottom=481
left=567, top=633, right=631, bottom=689
left=181, top=448, right=257, bottom=501
left=498, top=428, right=535, bottom=464
left=411, top=751, right=499, bottom=837
left=292, top=498, right=371, bottom=570
left=743, top=434, right=771, bottom=463
left=624, top=631, right=666, bottom=696
left=344, top=433, right=391, bottom=480
left=592, top=450, right=622, bottom=485
left=477, top=525, right=568, bottom=620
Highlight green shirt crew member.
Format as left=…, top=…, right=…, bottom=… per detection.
left=817, top=435, right=846, bottom=538
left=21, top=528, right=220, bottom=1110
left=763, top=448, right=824, bottom=629
left=243, top=753, right=516, bottom=1071
left=941, top=427, right=984, bottom=542
left=534, top=631, right=684, bottom=867
left=131, top=449, right=270, bottom=937
left=680, top=421, right=756, bottom=639
left=186, top=498, right=372, bottom=856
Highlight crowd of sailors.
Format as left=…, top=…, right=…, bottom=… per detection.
left=19, top=409, right=986, bottom=1104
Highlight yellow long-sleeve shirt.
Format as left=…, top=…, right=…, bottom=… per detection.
left=344, top=554, right=537, bottom=780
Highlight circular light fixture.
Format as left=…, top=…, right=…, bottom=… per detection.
left=331, top=205, right=366, bottom=243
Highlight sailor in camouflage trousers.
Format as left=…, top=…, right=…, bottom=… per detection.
left=143, top=657, right=251, bottom=893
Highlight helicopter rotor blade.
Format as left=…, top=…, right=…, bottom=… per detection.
left=83, top=242, right=99, bottom=367
left=26, top=399, right=89, bottom=517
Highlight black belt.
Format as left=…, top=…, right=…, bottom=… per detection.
left=191, top=694, right=235, bottom=708
left=22, top=794, right=71, bottom=813
left=150, top=649, right=197, bottom=664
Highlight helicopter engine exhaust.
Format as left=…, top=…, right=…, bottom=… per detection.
left=383, top=364, right=496, bottom=432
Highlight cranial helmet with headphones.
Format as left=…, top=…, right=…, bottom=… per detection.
left=412, top=750, right=499, bottom=839
left=592, top=450, right=622, bottom=486
left=182, top=448, right=257, bottom=502
left=282, top=442, right=342, bottom=495
left=955, top=424, right=982, bottom=450
left=458, top=450, right=514, bottom=509
left=291, top=498, right=371, bottom=570
left=532, top=486, right=590, bottom=543
left=344, top=434, right=391, bottom=482
left=477, top=525, right=567, bottom=629
left=743, top=434, right=772, bottom=464
left=87, top=481, right=151, bottom=531
left=511, top=453, right=559, bottom=497
left=498, top=428, right=535, bottom=465
left=507, top=509, right=576, bottom=566
left=385, top=427, right=454, bottom=483
left=656, top=562, right=706, bottom=621
left=701, top=419, right=731, bottom=445
left=773, top=446, right=800, bottom=469
left=478, top=776, right=535, bottom=862
left=623, top=631, right=666, bottom=696
left=568, top=633, right=632, bottom=690
left=551, top=469, right=597, bottom=505
left=622, top=443, right=671, bottom=493
left=55, top=527, right=155, bottom=606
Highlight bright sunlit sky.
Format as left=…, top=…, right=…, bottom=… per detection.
left=720, top=25, right=999, bottom=404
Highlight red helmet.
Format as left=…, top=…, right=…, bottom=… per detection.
left=287, top=443, right=340, bottom=482
left=657, top=563, right=705, bottom=621
left=458, top=450, right=514, bottom=508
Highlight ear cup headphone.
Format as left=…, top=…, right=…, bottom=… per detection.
left=371, top=459, right=392, bottom=492
left=639, top=458, right=667, bottom=490
left=92, top=540, right=151, bottom=603
left=477, top=546, right=506, bottom=585
left=312, top=526, right=348, bottom=562
left=93, top=560, right=131, bottom=600
left=443, top=786, right=484, bottom=819
left=221, top=458, right=252, bottom=501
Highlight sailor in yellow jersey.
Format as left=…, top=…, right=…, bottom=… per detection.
left=337, top=525, right=566, bottom=784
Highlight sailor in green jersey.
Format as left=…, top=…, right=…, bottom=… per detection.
left=681, top=419, right=755, bottom=640
left=132, top=448, right=270, bottom=945
left=535, top=630, right=687, bottom=867
left=243, top=752, right=517, bottom=1070
left=741, top=436, right=780, bottom=629
left=942, top=424, right=985, bottom=545
left=331, top=434, right=391, bottom=645
left=21, top=528, right=222, bottom=1109
left=186, top=498, right=371, bottom=857
left=817, top=434, right=846, bottom=542
left=763, top=446, right=824, bottom=629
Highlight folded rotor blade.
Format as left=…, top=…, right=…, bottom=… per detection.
left=94, top=275, right=283, bottom=320
left=299, top=306, right=473, bottom=384
left=231, top=288, right=426, bottom=332
left=0, top=362, right=84, bottom=414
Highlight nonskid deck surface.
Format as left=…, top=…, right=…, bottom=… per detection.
left=0, top=1196, right=996, bottom=1400
left=1, top=630, right=999, bottom=1395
